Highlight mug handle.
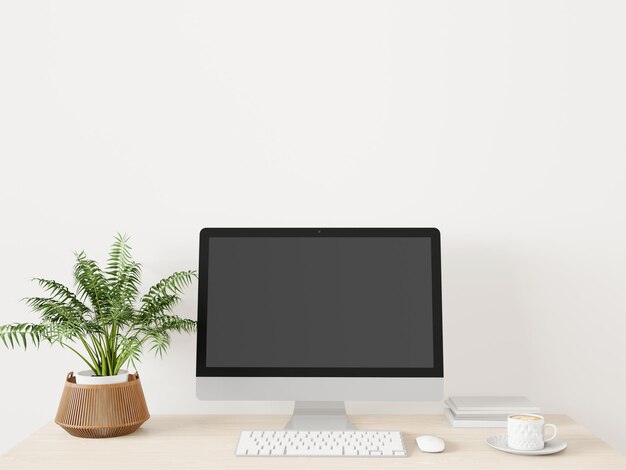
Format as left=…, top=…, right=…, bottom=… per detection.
left=544, top=424, right=558, bottom=442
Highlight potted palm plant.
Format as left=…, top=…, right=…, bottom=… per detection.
left=0, top=234, right=196, bottom=437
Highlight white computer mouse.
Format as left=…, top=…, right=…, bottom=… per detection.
left=416, top=435, right=445, bottom=453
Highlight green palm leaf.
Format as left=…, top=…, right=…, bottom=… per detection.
left=74, top=252, right=110, bottom=315
left=106, top=233, right=142, bottom=308
left=140, top=270, right=196, bottom=317
left=0, top=323, right=48, bottom=349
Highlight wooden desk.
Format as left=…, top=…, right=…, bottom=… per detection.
left=1, top=414, right=624, bottom=469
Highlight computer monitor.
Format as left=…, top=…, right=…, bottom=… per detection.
left=196, top=228, right=443, bottom=429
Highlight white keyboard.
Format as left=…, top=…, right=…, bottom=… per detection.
left=236, top=430, right=406, bottom=457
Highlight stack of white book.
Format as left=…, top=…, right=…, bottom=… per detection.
left=444, top=396, right=541, bottom=428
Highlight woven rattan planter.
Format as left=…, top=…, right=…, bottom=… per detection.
left=55, top=371, right=150, bottom=438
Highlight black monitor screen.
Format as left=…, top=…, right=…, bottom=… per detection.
left=198, top=230, right=442, bottom=376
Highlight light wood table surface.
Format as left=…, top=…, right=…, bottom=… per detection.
left=1, top=414, right=624, bottom=469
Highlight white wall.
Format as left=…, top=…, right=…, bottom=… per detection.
left=1, top=0, right=625, bottom=456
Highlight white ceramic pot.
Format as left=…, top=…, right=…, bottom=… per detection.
left=74, top=369, right=129, bottom=385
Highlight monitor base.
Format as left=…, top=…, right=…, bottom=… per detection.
left=285, top=401, right=355, bottom=430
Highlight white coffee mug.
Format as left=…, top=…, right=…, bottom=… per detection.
left=507, top=414, right=557, bottom=451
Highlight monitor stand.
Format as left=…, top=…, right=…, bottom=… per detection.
left=285, top=401, right=355, bottom=430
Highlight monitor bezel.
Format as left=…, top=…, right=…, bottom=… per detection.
left=196, top=228, right=443, bottom=378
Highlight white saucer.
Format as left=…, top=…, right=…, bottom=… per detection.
left=487, top=434, right=567, bottom=456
